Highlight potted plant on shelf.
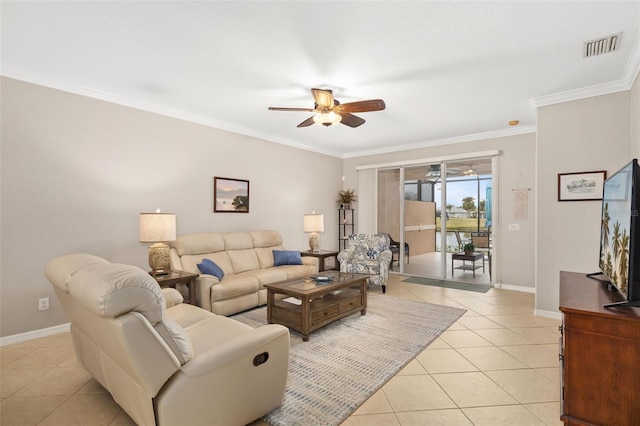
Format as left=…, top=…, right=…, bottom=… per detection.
left=337, top=189, right=357, bottom=209
left=462, top=242, right=475, bottom=255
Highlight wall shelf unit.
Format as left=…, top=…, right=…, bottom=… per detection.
left=338, top=208, right=355, bottom=251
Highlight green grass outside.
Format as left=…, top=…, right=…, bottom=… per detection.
left=435, top=217, right=487, bottom=232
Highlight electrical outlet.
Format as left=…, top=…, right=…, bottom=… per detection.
left=38, top=297, right=49, bottom=311
left=508, top=223, right=521, bottom=231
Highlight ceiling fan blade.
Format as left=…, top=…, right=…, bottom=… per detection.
left=334, top=99, right=386, bottom=114
left=297, top=116, right=316, bottom=128
left=268, top=107, right=317, bottom=112
left=311, top=88, right=335, bottom=109
left=340, top=113, right=366, bottom=128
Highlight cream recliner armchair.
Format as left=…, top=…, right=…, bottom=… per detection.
left=45, top=254, right=289, bottom=426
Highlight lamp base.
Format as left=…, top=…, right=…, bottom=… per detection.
left=308, top=233, right=320, bottom=253
left=148, top=243, right=171, bottom=275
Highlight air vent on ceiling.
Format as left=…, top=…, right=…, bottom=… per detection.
left=583, top=33, right=621, bottom=58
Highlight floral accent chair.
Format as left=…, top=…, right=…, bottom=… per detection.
left=337, top=233, right=393, bottom=293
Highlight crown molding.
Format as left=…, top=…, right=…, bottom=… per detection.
left=531, top=30, right=640, bottom=108
left=342, top=125, right=537, bottom=159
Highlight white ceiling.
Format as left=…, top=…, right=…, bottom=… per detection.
left=2, top=1, right=639, bottom=158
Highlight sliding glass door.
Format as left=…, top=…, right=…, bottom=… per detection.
left=377, top=158, right=494, bottom=284
left=439, top=160, right=492, bottom=283
left=402, top=164, right=439, bottom=276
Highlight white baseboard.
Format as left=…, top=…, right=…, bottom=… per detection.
left=0, top=323, right=70, bottom=347
left=534, top=309, right=563, bottom=320
left=493, top=284, right=562, bottom=319
left=493, top=282, right=536, bottom=293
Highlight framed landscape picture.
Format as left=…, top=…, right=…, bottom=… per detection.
left=214, top=177, right=249, bottom=212
left=557, top=170, right=606, bottom=201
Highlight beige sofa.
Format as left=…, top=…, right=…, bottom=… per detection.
left=169, top=230, right=319, bottom=315
left=45, top=253, right=289, bottom=426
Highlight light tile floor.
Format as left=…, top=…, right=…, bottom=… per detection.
left=0, top=274, right=563, bottom=425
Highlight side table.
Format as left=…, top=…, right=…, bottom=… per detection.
left=300, top=250, right=339, bottom=272
left=151, top=270, right=199, bottom=305
left=451, top=252, right=485, bottom=278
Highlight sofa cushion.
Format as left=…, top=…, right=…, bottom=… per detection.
left=165, top=303, right=217, bottom=329
left=223, top=232, right=254, bottom=250
left=345, top=259, right=381, bottom=275
left=173, top=233, right=225, bottom=256
left=181, top=252, right=233, bottom=276
left=197, top=259, right=224, bottom=280
left=245, top=268, right=289, bottom=287
left=273, top=250, right=303, bottom=266
left=250, top=230, right=283, bottom=248
left=278, top=264, right=318, bottom=280
left=227, top=249, right=260, bottom=273
left=255, top=245, right=283, bottom=269
left=210, top=273, right=260, bottom=301
left=180, top=314, right=255, bottom=356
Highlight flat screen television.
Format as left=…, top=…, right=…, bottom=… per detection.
left=591, top=159, right=640, bottom=308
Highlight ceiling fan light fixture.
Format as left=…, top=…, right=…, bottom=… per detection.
left=313, top=111, right=342, bottom=127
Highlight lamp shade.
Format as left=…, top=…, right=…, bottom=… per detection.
left=139, top=213, right=177, bottom=242
left=303, top=213, right=325, bottom=233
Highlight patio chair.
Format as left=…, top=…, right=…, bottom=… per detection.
left=384, top=233, right=409, bottom=270
left=471, top=233, right=491, bottom=277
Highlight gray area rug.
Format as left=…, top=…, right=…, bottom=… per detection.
left=231, top=293, right=466, bottom=426
left=403, top=276, right=492, bottom=293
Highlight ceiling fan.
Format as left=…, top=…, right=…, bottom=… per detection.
left=268, top=88, right=385, bottom=128
left=424, top=164, right=461, bottom=182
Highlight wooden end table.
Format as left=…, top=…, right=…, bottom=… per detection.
left=151, top=270, right=199, bottom=305
left=300, top=250, right=339, bottom=272
left=264, top=271, right=368, bottom=341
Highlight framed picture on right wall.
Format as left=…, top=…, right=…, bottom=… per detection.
left=557, top=170, right=606, bottom=201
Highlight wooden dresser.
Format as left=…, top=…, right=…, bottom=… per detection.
left=559, top=271, right=640, bottom=425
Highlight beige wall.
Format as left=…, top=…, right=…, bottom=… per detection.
left=0, top=77, right=343, bottom=337
left=343, top=132, right=537, bottom=289
left=536, top=91, right=632, bottom=315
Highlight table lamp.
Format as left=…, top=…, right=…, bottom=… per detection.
left=139, top=211, right=176, bottom=275
left=304, top=212, right=324, bottom=253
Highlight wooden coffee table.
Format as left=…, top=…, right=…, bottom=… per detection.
left=264, top=271, right=368, bottom=341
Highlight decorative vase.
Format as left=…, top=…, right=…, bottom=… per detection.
left=464, top=250, right=472, bottom=255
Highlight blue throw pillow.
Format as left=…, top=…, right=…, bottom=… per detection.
left=197, top=258, right=224, bottom=280
left=273, top=250, right=303, bottom=266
